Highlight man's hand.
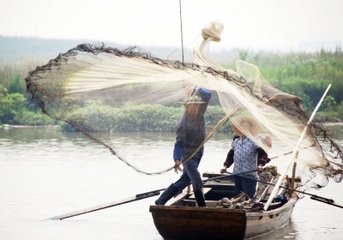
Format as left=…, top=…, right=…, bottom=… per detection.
left=220, top=167, right=227, bottom=174
left=174, top=160, right=182, bottom=174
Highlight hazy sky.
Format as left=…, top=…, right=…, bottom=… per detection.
left=1, top=0, right=343, bottom=52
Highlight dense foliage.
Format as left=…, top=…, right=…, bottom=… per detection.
left=62, top=102, right=227, bottom=132
left=230, top=48, right=343, bottom=115
left=0, top=62, right=56, bottom=125
left=1, top=48, right=342, bottom=130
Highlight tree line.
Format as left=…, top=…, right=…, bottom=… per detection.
left=1, top=48, right=342, bottom=129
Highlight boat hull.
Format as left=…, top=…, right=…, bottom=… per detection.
left=149, top=198, right=296, bottom=240
left=150, top=205, right=246, bottom=240
left=245, top=198, right=296, bottom=238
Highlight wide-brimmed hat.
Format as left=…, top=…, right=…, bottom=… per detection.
left=182, top=95, right=205, bottom=106
left=231, top=111, right=262, bottom=136
left=201, top=21, right=224, bottom=42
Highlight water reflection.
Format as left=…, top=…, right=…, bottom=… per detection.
left=251, top=220, right=298, bottom=239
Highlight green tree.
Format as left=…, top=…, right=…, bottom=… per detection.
left=321, top=95, right=337, bottom=111
left=0, top=93, right=26, bottom=123
left=338, top=101, right=343, bottom=120
left=8, top=75, right=25, bottom=94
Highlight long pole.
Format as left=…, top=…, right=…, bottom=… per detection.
left=264, top=84, right=332, bottom=210
left=50, top=189, right=164, bottom=220
left=240, top=174, right=343, bottom=209
left=50, top=169, right=256, bottom=221
left=179, top=0, right=184, bottom=63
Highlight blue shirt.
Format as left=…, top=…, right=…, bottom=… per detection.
left=232, top=137, right=259, bottom=178
left=173, top=88, right=212, bottom=161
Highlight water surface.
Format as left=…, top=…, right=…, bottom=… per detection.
left=0, top=126, right=342, bottom=240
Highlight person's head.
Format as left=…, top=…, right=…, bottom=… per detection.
left=183, top=95, right=204, bottom=117
left=231, top=112, right=262, bottom=137
left=231, top=123, right=244, bottom=137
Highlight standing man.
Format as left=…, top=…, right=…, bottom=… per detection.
left=155, top=87, right=211, bottom=207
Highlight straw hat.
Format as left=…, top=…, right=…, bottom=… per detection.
left=231, top=112, right=262, bottom=136
left=182, top=95, right=205, bottom=106
left=201, top=22, right=224, bottom=42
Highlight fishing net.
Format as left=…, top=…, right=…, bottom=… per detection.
left=25, top=22, right=343, bottom=186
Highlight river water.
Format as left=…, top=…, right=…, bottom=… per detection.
left=0, top=126, right=342, bottom=240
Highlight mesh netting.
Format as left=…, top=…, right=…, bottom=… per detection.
left=25, top=23, right=342, bottom=185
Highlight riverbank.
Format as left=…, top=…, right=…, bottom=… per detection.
left=0, top=124, right=61, bottom=129
left=322, top=122, right=343, bottom=126
left=2, top=121, right=342, bottom=130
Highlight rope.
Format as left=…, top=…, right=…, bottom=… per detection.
left=179, top=0, right=184, bottom=64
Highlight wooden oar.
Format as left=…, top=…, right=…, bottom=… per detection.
left=263, top=84, right=332, bottom=211
left=50, top=170, right=258, bottom=220
left=50, top=188, right=164, bottom=220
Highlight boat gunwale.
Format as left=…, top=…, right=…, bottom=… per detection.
left=149, top=195, right=297, bottom=215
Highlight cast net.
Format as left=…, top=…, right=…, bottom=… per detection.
left=25, top=22, right=342, bottom=187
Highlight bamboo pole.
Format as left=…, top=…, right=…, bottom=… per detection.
left=179, top=0, right=184, bottom=64
left=50, top=189, right=163, bottom=220
left=50, top=169, right=256, bottom=220
left=263, top=84, right=331, bottom=211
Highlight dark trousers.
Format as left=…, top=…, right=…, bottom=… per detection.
left=173, top=149, right=203, bottom=191
left=234, top=175, right=257, bottom=198
left=155, top=149, right=206, bottom=207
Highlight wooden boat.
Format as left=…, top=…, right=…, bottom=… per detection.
left=149, top=171, right=299, bottom=240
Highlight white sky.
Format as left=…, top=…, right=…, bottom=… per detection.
left=0, top=0, right=343, bottom=52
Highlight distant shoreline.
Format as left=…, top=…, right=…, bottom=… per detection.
left=2, top=122, right=342, bottom=129
left=0, top=124, right=60, bottom=129
left=322, top=122, right=343, bottom=126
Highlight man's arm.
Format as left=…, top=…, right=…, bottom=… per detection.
left=173, top=115, right=187, bottom=160
left=195, top=88, right=211, bottom=114
left=173, top=131, right=184, bottom=174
